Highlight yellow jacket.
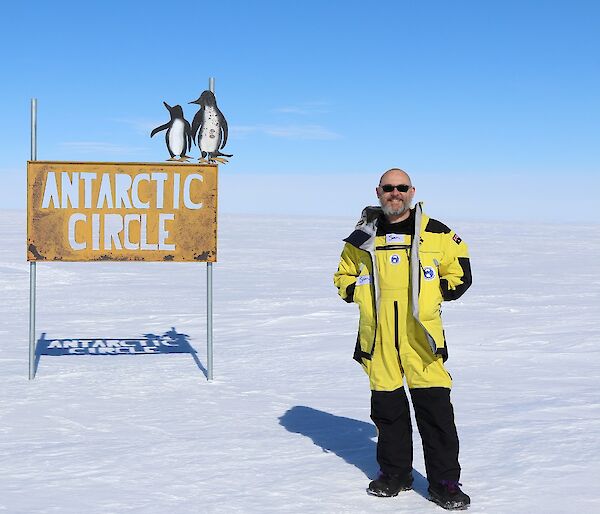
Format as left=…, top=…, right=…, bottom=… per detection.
left=334, top=203, right=472, bottom=368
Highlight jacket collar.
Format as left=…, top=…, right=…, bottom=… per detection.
left=344, top=203, right=424, bottom=251
left=343, top=206, right=381, bottom=250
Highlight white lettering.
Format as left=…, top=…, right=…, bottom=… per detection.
left=183, top=173, right=203, bottom=209
left=132, top=173, right=150, bottom=209
left=140, top=214, right=158, bottom=250
left=115, top=174, right=133, bottom=208
left=158, top=213, right=175, bottom=250
left=151, top=172, right=167, bottom=209
left=104, top=214, right=123, bottom=250
left=68, top=213, right=87, bottom=250
left=96, top=174, right=114, bottom=208
left=41, top=172, right=60, bottom=208
left=80, top=172, right=97, bottom=208
left=61, top=172, right=79, bottom=208
left=123, top=214, right=140, bottom=250
left=92, top=214, right=100, bottom=250
left=172, top=173, right=180, bottom=209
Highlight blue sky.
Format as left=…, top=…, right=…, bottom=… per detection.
left=2, top=0, right=599, bottom=222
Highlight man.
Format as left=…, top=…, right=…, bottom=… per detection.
left=334, top=168, right=472, bottom=510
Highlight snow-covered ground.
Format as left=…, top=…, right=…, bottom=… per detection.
left=1, top=210, right=599, bottom=513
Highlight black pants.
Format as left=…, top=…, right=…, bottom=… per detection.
left=370, top=387, right=461, bottom=483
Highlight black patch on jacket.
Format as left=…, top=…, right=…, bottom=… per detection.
left=344, top=230, right=371, bottom=248
left=425, top=218, right=451, bottom=234
left=353, top=334, right=372, bottom=363
left=436, top=330, right=448, bottom=362
left=435, top=347, right=448, bottom=362
left=440, top=257, right=472, bottom=300
left=453, top=233, right=462, bottom=245
left=344, top=282, right=356, bottom=303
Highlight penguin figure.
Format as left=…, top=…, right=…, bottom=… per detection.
left=150, top=102, right=193, bottom=162
left=189, top=90, right=232, bottom=164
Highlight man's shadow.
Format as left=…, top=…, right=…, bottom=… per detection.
left=279, top=406, right=428, bottom=498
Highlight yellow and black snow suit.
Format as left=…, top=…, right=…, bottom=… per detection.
left=334, top=203, right=472, bottom=392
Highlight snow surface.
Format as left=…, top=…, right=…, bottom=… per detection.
left=1, top=210, right=599, bottom=513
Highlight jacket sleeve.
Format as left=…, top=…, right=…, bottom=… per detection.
left=333, top=243, right=360, bottom=303
left=438, top=231, right=472, bottom=301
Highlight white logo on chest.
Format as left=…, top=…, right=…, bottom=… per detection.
left=423, top=266, right=436, bottom=280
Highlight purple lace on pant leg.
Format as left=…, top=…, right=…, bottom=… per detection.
left=439, top=480, right=462, bottom=494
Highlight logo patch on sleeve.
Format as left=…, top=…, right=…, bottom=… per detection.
left=356, top=275, right=371, bottom=286
left=453, top=234, right=462, bottom=245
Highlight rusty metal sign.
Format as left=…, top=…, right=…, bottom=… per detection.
left=27, top=161, right=217, bottom=262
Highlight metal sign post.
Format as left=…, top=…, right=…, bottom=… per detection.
left=207, top=77, right=215, bottom=381
left=29, top=98, right=37, bottom=380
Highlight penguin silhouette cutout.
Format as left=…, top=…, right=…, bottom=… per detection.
left=189, top=90, right=232, bottom=164
left=150, top=102, right=193, bottom=162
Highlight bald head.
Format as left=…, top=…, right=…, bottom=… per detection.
left=376, top=168, right=416, bottom=222
left=378, top=168, right=412, bottom=187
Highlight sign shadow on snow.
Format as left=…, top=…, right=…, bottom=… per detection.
left=279, top=405, right=429, bottom=498
left=33, top=327, right=208, bottom=378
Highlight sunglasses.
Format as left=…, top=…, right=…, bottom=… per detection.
left=380, top=184, right=412, bottom=193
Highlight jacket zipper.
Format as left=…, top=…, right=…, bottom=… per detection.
left=394, top=301, right=399, bottom=352
left=367, top=251, right=378, bottom=357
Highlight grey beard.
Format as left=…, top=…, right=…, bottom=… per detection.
left=380, top=199, right=412, bottom=217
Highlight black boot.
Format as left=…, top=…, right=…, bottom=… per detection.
left=367, top=471, right=413, bottom=497
left=428, top=480, right=470, bottom=510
